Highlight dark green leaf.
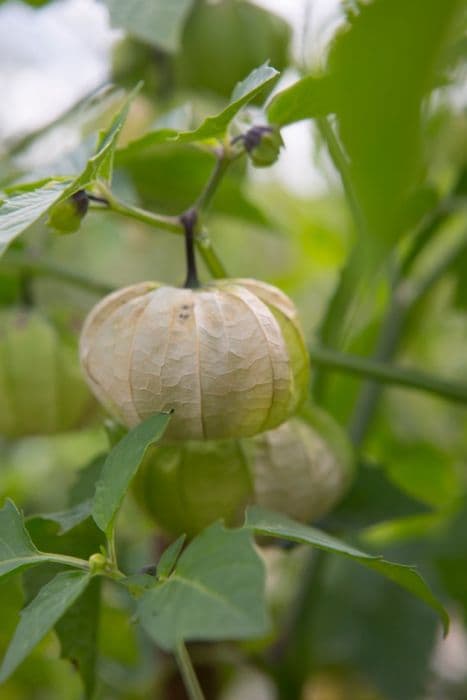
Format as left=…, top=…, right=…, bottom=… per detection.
left=284, top=556, right=438, bottom=700
left=92, top=412, right=172, bottom=536
left=245, top=506, right=449, bottom=633
left=104, top=0, right=194, bottom=52
left=0, top=570, right=91, bottom=683
left=137, top=522, right=269, bottom=651
left=56, top=577, right=101, bottom=699
left=0, top=500, right=46, bottom=580
left=324, top=460, right=430, bottom=531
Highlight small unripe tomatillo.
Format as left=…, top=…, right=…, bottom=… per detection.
left=133, top=407, right=353, bottom=537
left=0, top=308, right=95, bottom=438
left=243, top=125, right=284, bottom=168
left=47, top=190, right=89, bottom=234
left=133, top=439, right=253, bottom=538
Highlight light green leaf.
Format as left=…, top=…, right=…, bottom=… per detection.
left=137, top=522, right=269, bottom=651
left=104, top=0, right=194, bottom=52
left=0, top=179, right=71, bottom=256
left=174, top=62, right=279, bottom=144
left=0, top=84, right=141, bottom=255
left=157, top=535, right=186, bottom=579
left=0, top=570, right=91, bottom=683
left=267, top=75, right=330, bottom=126
left=65, top=81, right=142, bottom=188
left=0, top=500, right=47, bottom=580
left=92, top=412, right=172, bottom=537
left=245, top=506, right=449, bottom=634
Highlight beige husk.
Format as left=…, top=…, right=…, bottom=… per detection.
left=80, top=279, right=309, bottom=441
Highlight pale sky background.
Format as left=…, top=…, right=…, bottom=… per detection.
left=0, top=0, right=343, bottom=194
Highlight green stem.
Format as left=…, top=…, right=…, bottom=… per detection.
left=94, top=153, right=232, bottom=280
left=195, top=151, right=231, bottom=213
left=348, top=224, right=467, bottom=446
left=96, top=188, right=183, bottom=235
left=316, top=117, right=368, bottom=239
left=4, top=251, right=114, bottom=295
left=175, top=642, right=206, bottom=700
left=42, top=552, right=90, bottom=571
left=309, top=346, right=467, bottom=405
left=312, top=118, right=369, bottom=401
left=196, top=230, right=228, bottom=278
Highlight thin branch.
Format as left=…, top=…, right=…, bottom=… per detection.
left=175, top=642, right=206, bottom=700
left=348, top=225, right=467, bottom=446
left=4, top=251, right=114, bottom=296
left=96, top=187, right=183, bottom=235
left=312, top=117, right=369, bottom=400
left=310, top=346, right=467, bottom=406
left=195, top=150, right=231, bottom=213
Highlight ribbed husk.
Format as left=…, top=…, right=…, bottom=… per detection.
left=79, top=278, right=309, bottom=441
left=251, top=412, right=354, bottom=523
left=0, top=309, right=95, bottom=438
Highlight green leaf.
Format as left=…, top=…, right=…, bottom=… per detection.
left=29, top=501, right=93, bottom=536
left=174, top=62, right=279, bottom=144
left=286, top=555, right=439, bottom=700
left=0, top=84, right=141, bottom=255
left=56, top=577, right=101, bottom=699
left=267, top=75, right=330, bottom=126
left=0, top=179, right=72, bottom=256
left=104, top=0, right=193, bottom=52
left=137, top=522, right=269, bottom=651
left=92, top=412, right=172, bottom=537
left=0, top=570, right=91, bottom=683
left=69, top=454, right=107, bottom=507
left=65, top=81, right=142, bottom=189
left=325, top=460, right=430, bottom=532
left=245, top=506, right=449, bottom=633
left=0, top=500, right=47, bottom=580
left=157, top=535, right=186, bottom=579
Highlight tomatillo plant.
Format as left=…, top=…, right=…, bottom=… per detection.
left=0, top=9, right=466, bottom=697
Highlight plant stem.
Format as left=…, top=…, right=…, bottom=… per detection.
left=309, top=346, right=467, bottom=405
left=181, top=208, right=200, bottom=288
left=4, top=251, right=114, bottom=295
left=196, top=231, right=228, bottom=278
left=43, top=553, right=90, bottom=571
left=195, top=150, right=231, bottom=213
left=348, top=224, right=467, bottom=446
left=93, top=151, right=233, bottom=280
left=312, top=117, right=369, bottom=401
left=316, top=117, right=368, bottom=239
left=97, top=188, right=183, bottom=235
left=175, top=642, right=206, bottom=700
